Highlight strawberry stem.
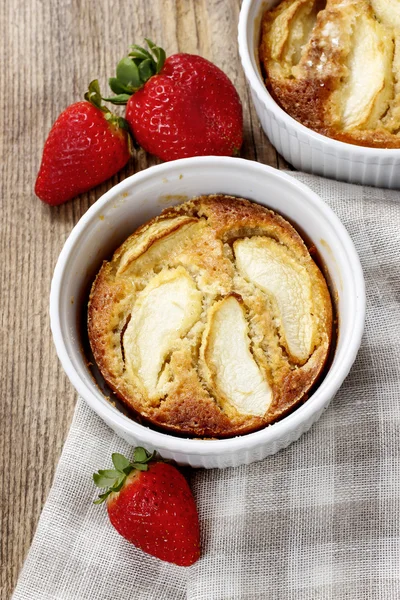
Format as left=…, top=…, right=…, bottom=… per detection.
left=104, top=39, right=166, bottom=105
left=93, top=448, right=155, bottom=504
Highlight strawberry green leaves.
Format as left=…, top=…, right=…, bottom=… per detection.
left=84, top=80, right=131, bottom=133
left=104, top=39, right=166, bottom=105
left=84, top=80, right=108, bottom=112
left=111, top=452, right=131, bottom=472
left=140, top=38, right=166, bottom=73
left=93, top=448, right=155, bottom=504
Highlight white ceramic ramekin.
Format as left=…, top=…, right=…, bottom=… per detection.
left=238, top=0, right=400, bottom=189
left=50, top=157, right=365, bottom=468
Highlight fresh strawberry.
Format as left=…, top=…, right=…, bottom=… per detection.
left=93, top=448, right=200, bottom=567
left=104, top=39, right=243, bottom=161
left=35, top=80, right=132, bottom=205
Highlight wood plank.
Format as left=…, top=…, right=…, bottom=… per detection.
left=0, top=0, right=285, bottom=597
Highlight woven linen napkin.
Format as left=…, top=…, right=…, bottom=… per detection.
left=13, top=173, right=400, bottom=600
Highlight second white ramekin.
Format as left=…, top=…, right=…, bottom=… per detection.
left=50, top=157, right=365, bottom=468
left=238, top=0, right=400, bottom=189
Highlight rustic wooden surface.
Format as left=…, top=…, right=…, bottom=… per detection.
left=0, top=0, right=288, bottom=597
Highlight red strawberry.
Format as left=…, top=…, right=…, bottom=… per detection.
left=35, top=80, right=132, bottom=205
left=105, top=39, right=243, bottom=161
left=93, top=448, right=200, bottom=567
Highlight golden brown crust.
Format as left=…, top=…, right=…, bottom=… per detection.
left=88, top=195, right=333, bottom=438
left=260, top=0, right=400, bottom=148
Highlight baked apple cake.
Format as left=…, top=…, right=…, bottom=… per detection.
left=88, top=196, right=333, bottom=438
left=260, top=0, right=400, bottom=148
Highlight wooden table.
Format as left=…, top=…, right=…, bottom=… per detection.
left=0, top=1, right=288, bottom=596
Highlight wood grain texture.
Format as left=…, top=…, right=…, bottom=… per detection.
left=0, top=0, right=288, bottom=597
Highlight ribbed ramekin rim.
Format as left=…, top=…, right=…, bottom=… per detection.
left=50, top=156, right=365, bottom=457
left=238, top=0, right=400, bottom=160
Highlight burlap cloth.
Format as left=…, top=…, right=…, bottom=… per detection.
left=13, top=173, right=400, bottom=599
